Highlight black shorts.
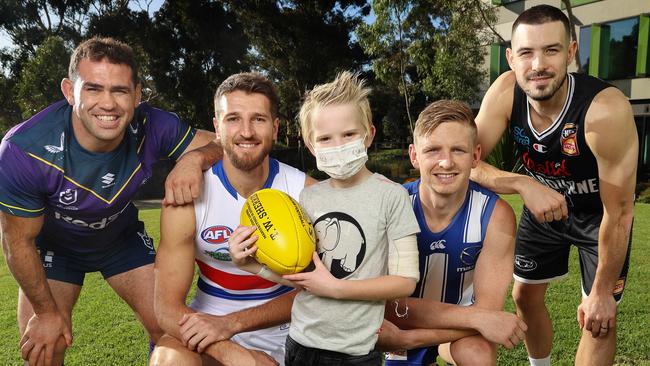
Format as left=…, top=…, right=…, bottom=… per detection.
left=36, top=221, right=156, bottom=285
left=285, top=336, right=382, bottom=366
left=514, top=207, right=630, bottom=301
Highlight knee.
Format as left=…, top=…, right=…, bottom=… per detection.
left=451, top=337, right=496, bottom=366
left=149, top=346, right=189, bottom=366
left=512, top=284, right=545, bottom=312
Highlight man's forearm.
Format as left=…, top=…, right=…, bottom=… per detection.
left=156, top=303, right=194, bottom=340
left=225, top=291, right=295, bottom=334
left=592, top=210, right=633, bottom=295
left=192, top=141, right=223, bottom=170
left=471, top=161, right=530, bottom=195
left=380, top=328, right=475, bottom=352
left=4, top=240, right=57, bottom=314
left=386, top=298, right=479, bottom=331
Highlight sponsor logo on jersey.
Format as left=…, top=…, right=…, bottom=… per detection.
left=44, top=132, right=65, bottom=154
left=429, top=239, right=446, bottom=251
left=53, top=204, right=129, bottom=230
left=460, top=245, right=481, bottom=267
left=201, top=225, right=233, bottom=244
left=138, top=231, right=154, bottom=250
left=532, top=143, right=547, bottom=153
left=522, top=152, right=571, bottom=177
left=560, top=123, right=580, bottom=156
left=59, top=188, right=78, bottom=205
left=513, top=126, right=530, bottom=147
left=101, top=173, right=116, bottom=188
left=204, top=247, right=231, bottom=261
left=129, top=122, right=138, bottom=135
left=515, top=255, right=537, bottom=271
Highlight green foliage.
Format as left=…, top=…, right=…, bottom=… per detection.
left=15, top=36, right=69, bottom=118
left=144, top=1, right=250, bottom=130
left=486, top=131, right=522, bottom=173
left=358, top=0, right=498, bottom=140
left=226, top=0, right=369, bottom=145
left=0, top=73, right=20, bottom=135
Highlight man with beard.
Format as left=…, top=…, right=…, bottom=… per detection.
left=471, top=5, right=637, bottom=366
left=151, top=73, right=315, bottom=366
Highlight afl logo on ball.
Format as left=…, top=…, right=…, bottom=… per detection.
left=201, top=226, right=233, bottom=244
left=515, top=255, right=537, bottom=271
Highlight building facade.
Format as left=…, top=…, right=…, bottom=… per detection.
left=486, top=0, right=650, bottom=179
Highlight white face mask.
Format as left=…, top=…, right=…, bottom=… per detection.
left=313, top=137, right=368, bottom=180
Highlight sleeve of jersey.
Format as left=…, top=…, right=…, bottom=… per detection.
left=0, top=140, right=46, bottom=217
left=146, top=106, right=197, bottom=160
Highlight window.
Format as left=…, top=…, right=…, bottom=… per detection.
left=490, top=43, right=510, bottom=83
left=561, top=0, right=601, bottom=9
left=592, top=17, right=639, bottom=80
left=578, top=26, right=591, bottom=73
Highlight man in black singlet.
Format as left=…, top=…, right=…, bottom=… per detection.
left=471, top=5, right=637, bottom=366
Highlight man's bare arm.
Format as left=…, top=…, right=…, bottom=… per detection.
left=0, top=213, right=73, bottom=364
left=164, top=129, right=223, bottom=206
left=578, top=87, right=637, bottom=337
left=471, top=71, right=568, bottom=223
left=154, top=203, right=197, bottom=338
left=473, top=199, right=516, bottom=311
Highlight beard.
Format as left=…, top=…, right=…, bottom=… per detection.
left=521, top=71, right=567, bottom=101
left=223, top=137, right=273, bottom=172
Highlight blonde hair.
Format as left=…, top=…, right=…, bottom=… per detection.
left=299, top=71, right=373, bottom=145
left=413, top=100, right=477, bottom=145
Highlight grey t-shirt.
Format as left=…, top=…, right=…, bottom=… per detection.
left=289, top=173, right=420, bottom=355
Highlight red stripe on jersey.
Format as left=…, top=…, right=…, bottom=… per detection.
left=196, top=260, right=277, bottom=290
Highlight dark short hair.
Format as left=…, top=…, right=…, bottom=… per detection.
left=68, top=37, right=139, bottom=85
left=414, top=100, right=477, bottom=144
left=512, top=5, right=571, bottom=41
left=214, top=72, right=280, bottom=118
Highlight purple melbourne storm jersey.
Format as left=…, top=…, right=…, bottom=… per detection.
left=0, top=100, right=196, bottom=253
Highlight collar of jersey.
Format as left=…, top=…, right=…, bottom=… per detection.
left=411, top=178, right=472, bottom=237
left=211, top=158, right=280, bottom=199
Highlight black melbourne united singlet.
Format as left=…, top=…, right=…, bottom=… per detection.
left=510, top=73, right=612, bottom=213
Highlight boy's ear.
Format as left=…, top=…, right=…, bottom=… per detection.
left=365, top=125, right=377, bottom=147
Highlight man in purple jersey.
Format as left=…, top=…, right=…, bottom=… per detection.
left=0, top=37, right=219, bottom=366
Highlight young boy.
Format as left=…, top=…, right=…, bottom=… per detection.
left=230, top=72, right=420, bottom=365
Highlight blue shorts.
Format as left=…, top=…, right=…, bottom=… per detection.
left=384, top=346, right=438, bottom=366
left=36, top=221, right=156, bottom=285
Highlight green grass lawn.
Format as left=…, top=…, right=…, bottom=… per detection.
left=1, top=197, right=649, bottom=365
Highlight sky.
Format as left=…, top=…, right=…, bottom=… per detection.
left=0, top=0, right=165, bottom=50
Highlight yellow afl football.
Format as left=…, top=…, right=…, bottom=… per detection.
left=240, top=188, right=316, bottom=275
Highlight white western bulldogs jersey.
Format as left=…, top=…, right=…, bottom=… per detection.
left=191, top=158, right=305, bottom=363
left=404, top=180, right=498, bottom=306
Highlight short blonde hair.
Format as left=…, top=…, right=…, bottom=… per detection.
left=299, top=71, right=373, bottom=145
left=413, top=100, right=477, bottom=145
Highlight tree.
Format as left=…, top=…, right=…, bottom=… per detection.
left=359, top=0, right=497, bottom=136
left=145, top=0, right=249, bottom=129
left=226, top=0, right=369, bottom=145
left=15, top=36, right=70, bottom=119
